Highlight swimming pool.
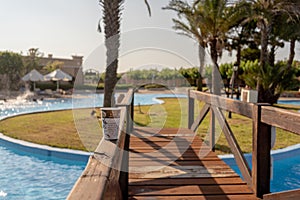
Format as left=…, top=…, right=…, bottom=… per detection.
left=278, top=99, right=300, bottom=106
left=221, top=144, right=300, bottom=192
left=0, top=93, right=186, bottom=199
left=0, top=137, right=87, bottom=200
left=0, top=93, right=186, bottom=120
left=0, top=93, right=299, bottom=197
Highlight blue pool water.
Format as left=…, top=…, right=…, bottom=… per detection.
left=0, top=93, right=299, bottom=198
left=0, top=93, right=185, bottom=199
left=0, top=93, right=186, bottom=120
left=221, top=144, right=300, bottom=192
left=278, top=99, right=300, bottom=106
left=0, top=142, right=87, bottom=200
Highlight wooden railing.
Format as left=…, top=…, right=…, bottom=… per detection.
left=188, top=90, right=300, bottom=198
left=67, top=89, right=134, bottom=200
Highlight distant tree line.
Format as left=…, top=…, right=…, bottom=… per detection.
left=0, top=49, right=66, bottom=91
left=164, top=0, right=300, bottom=103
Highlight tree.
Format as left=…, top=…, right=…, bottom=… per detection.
left=240, top=60, right=300, bottom=104
left=99, top=0, right=151, bottom=107
left=42, top=61, right=64, bottom=74
left=246, top=0, right=300, bottom=102
left=275, top=8, right=300, bottom=68
left=23, top=48, right=43, bottom=73
left=165, top=0, right=244, bottom=94
left=163, top=0, right=207, bottom=91
left=0, top=51, right=24, bottom=91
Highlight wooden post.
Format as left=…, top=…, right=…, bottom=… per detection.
left=188, top=89, right=194, bottom=129
left=130, top=93, right=134, bottom=133
left=210, top=107, right=215, bottom=151
left=119, top=91, right=134, bottom=199
left=252, top=103, right=271, bottom=198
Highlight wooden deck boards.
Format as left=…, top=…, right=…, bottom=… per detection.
left=128, top=127, right=257, bottom=200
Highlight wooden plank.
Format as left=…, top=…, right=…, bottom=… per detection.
left=190, top=90, right=254, bottom=118
left=261, top=106, right=300, bottom=135
left=129, top=185, right=254, bottom=196
left=67, top=156, right=109, bottom=200
left=116, top=88, right=134, bottom=106
left=129, top=177, right=244, bottom=185
left=129, top=195, right=257, bottom=200
left=133, top=127, right=194, bottom=136
left=252, top=104, right=271, bottom=198
left=129, top=159, right=225, bottom=167
left=132, top=162, right=229, bottom=167
left=210, top=107, right=215, bottom=151
left=263, top=188, right=300, bottom=200
left=129, top=140, right=204, bottom=146
left=131, top=136, right=195, bottom=140
left=212, top=106, right=252, bottom=188
left=128, top=127, right=256, bottom=199
left=129, top=151, right=218, bottom=158
left=188, top=89, right=195, bottom=129
left=68, top=90, right=134, bottom=199
left=191, top=103, right=210, bottom=132
left=129, top=165, right=237, bottom=178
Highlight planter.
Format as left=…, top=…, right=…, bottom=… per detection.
left=101, top=108, right=121, bottom=140
left=241, top=88, right=258, bottom=103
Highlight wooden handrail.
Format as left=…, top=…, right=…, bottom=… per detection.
left=189, top=90, right=254, bottom=118
left=67, top=89, right=134, bottom=200
left=261, top=106, right=300, bottom=135
left=188, top=90, right=300, bottom=198
left=263, top=188, right=300, bottom=200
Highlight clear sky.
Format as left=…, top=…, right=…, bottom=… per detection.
left=0, top=0, right=298, bottom=72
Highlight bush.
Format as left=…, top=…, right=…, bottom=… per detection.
left=35, top=81, right=73, bottom=91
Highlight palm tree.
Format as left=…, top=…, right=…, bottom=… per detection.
left=246, top=0, right=300, bottom=102
left=164, top=0, right=245, bottom=94
left=99, top=0, right=151, bottom=107
left=275, top=10, right=300, bottom=68
left=163, top=0, right=207, bottom=91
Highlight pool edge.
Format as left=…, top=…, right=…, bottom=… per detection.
left=0, top=133, right=91, bottom=163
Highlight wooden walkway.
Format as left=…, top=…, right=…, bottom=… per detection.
left=128, top=127, right=257, bottom=199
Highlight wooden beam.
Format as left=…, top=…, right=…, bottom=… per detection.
left=263, top=188, right=300, bottom=200
left=252, top=104, right=271, bottom=198
left=188, top=89, right=195, bottom=129
left=68, top=89, right=134, bottom=199
left=190, top=90, right=253, bottom=118
left=212, top=106, right=252, bottom=188
left=210, top=107, right=215, bottom=151
left=191, top=104, right=210, bottom=132
left=261, top=106, right=300, bottom=135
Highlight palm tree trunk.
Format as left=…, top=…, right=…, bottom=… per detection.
left=288, top=38, right=296, bottom=69
left=260, top=22, right=269, bottom=68
left=269, top=45, right=275, bottom=67
left=257, top=21, right=269, bottom=103
left=197, top=44, right=205, bottom=91
left=210, top=38, right=221, bottom=95
left=101, top=0, right=123, bottom=107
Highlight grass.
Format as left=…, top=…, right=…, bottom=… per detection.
left=0, top=110, right=86, bottom=151
left=134, top=98, right=300, bottom=154
left=0, top=98, right=299, bottom=154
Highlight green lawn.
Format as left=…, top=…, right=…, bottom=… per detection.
left=0, top=110, right=86, bottom=151
left=134, top=98, right=300, bottom=154
left=0, top=98, right=299, bottom=154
